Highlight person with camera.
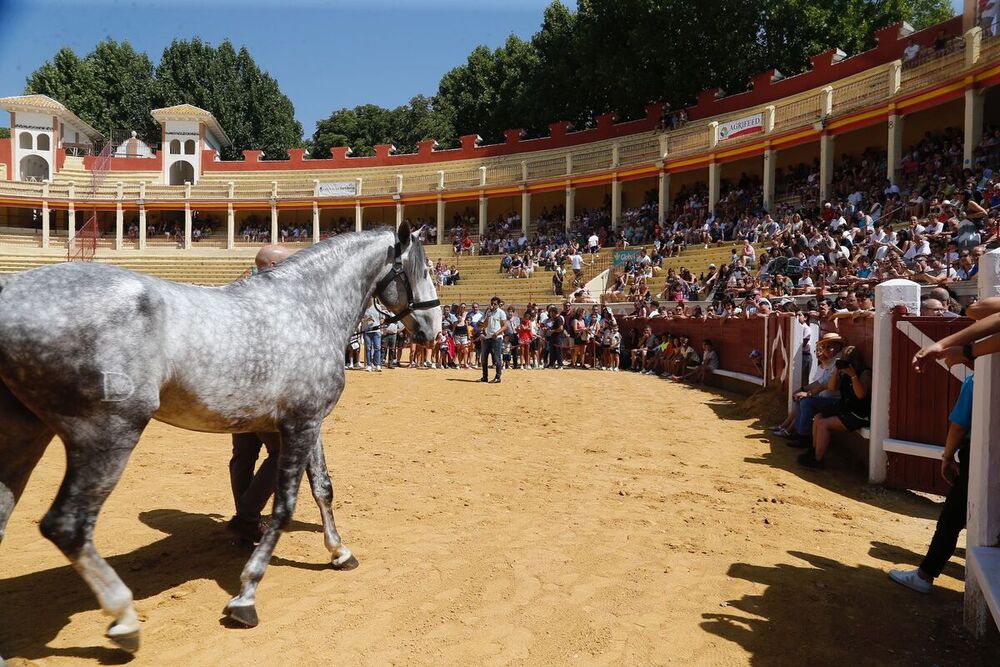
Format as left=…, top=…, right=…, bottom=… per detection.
left=798, top=345, right=872, bottom=469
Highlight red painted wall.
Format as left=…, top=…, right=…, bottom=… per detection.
left=83, top=152, right=163, bottom=172
left=201, top=108, right=666, bottom=172
left=0, top=137, right=10, bottom=180
left=618, top=316, right=767, bottom=378
left=686, top=17, right=963, bottom=121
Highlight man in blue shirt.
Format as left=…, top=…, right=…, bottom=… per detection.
left=889, top=374, right=973, bottom=593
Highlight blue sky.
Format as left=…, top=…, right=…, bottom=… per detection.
left=0, top=0, right=966, bottom=138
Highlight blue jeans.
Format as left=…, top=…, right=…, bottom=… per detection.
left=796, top=395, right=840, bottom=438
left=364, top=331, right=382, bottom=367
left=481, top=336, right=502, bottom=380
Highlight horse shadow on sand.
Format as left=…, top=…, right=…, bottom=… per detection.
left=702, top=393, right=942, bottom=521
left=0, top=509, right=326, bottom=664
left=700, top=546, right=1000, bottom=666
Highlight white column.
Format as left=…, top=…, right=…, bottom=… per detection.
left=115, top=181, right=124, bottom=250
left=869, top=279, right=921, bottom=483
left=312, top=201, right=320, bottom=244
left=887, top=112, right=903, bottom=184
left=763, top=148, right=777, bottom=212
left=708, top=161, right=720, bottom=211
left=521, top=189, right=530, bottom=235
left=966, top=248, right=1000, bottom=635
left=67, top=182, right=76, bottom=246
left=436, top=196, right=445, bottom=245
left=611, top=178, right=621, bottom=229
left=565, top=187, right=575, bottom=234
left=184, top=182, right=192, bottom=250
left=355, top=201, right=363, bottom=232
left=226, top=204, right=235, bottom=250
left=138, top=182, right=147, bottom=250
left=41, top=183, right=50, bottom=249
left=183, top=204, right=192, bottom=250
left=964, top=87, right=985, bottom=170
left=478, top=195, right=487, bottom=236
left=395, top=200, right=403, bottom=228
left=270, top=203, right=278, bottom=244
left=657, top=169, right=668, bottom=225
left=819, top=133, right=835, bottom=201
left=786, top=315, right=803, bottom=410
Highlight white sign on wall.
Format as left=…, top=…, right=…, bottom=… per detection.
left=718, top=113, right=763, bottom=142
left=318, top=181, right=358, bottom=197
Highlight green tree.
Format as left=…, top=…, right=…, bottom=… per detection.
left=310, top=95, right=456, bottom=159
left=24, top=38, right=302, bottom=159
left=0, top=127, right=9, bottom=139
left=155, top=39, right=303, bottom=160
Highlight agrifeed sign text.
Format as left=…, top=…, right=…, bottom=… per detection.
left=718, top=113, right=763, bottom=142
left=318, top=181, right=358, bottom=197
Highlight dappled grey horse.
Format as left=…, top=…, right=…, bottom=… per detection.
left=0, top=223, right=440, bottom=657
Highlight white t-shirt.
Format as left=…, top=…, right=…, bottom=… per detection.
left=588, top=234, right=599, bottom=249
left=483, top=308, right=507, bottom=337
left=571, top=254, right=583, bottom=270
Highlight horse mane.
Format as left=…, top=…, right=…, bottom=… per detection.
left=264, top=228, right=395, bottom=279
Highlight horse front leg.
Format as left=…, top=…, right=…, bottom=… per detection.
left=307, top=438, right=357, bottom=570
left=224, top=421, right=318, bottom=628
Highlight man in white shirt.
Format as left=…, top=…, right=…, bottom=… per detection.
left=570, top=250, right=584, bottom=279
left=480, top=296, right=508, bottom=383
left=588, top=233, right=600, bottom=254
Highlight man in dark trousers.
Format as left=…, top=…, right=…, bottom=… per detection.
left=888, top=373, right=973, bottom=593
left=479, top=296, right=508, bottom=383
left=228, top=245, right=290, bottom=544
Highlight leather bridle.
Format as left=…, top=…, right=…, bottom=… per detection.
left=374, top=241, right=440, bottom=326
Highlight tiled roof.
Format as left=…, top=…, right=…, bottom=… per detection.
left=0, top=94, right=102, bottom=140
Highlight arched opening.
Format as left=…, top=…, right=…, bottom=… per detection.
left=184, top=139, right=196, bottom=155
left=168, top=160, right=194, bottom=186
left=19, top=132, right=33, bottom=150
left=19, top=155, right=49, bottom=181
left=169, top=139, right=181, bottom=155
left=36, top=133, right=50, bottom=151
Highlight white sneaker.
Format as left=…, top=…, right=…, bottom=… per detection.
left=365, top=365, right=372, bottom=372
left=888, top=568, right=932, bottom=594
left=346, top=363, right=354, bottom=370
left=375, top=366, right=382, bottom=373
left=613, top=367, right=619, bottom=372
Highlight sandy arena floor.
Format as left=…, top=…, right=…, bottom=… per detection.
left=2, top=369, right=998, bottom=666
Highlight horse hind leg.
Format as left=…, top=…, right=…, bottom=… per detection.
left=39, top=423, right=148, bottom=654
left=225, top=422, right=318, bottom=628
left=0, top=381, right=54, bottom=545
left=307, top=439, right=357, bottom=570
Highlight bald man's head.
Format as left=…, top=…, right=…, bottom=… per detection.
left=255, top=245, right=292, bottom=272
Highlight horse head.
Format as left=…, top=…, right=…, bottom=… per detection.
left=374, top=221, right=442, bottom=344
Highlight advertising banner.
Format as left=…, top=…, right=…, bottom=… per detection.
left=318, top=181, right=358, bottom=197
left=718, top=113, right=763, bottom=142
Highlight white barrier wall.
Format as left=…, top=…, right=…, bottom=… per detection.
left=966, top=248, right=1000, bottom=636
left=868, top=279, right=921, bottom=484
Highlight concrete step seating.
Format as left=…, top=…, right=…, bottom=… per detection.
left=0, top=240, right=755, bottom=295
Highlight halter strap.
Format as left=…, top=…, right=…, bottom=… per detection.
left=374, top=242, right=440, bottom=325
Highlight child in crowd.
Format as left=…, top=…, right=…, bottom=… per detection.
left=608, top=324, right=621, bottom=371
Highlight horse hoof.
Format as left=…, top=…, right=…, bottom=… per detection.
left=107, top=627, right=141, bottom=654
left=224, top=603, right=259, bottom=628
left=331, top=553, right=359, bottom=571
